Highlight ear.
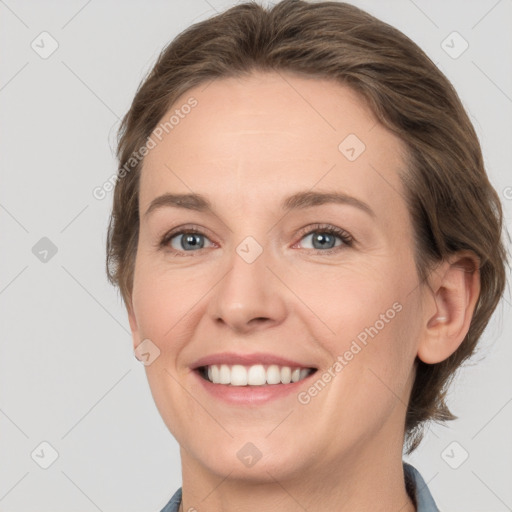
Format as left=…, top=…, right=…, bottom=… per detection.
left=127, top=297, right=140, bottom=352
left=417, top=251, right=481, bottom=364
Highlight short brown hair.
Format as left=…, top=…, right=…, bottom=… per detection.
left=106, top=0, right=509, bottom=452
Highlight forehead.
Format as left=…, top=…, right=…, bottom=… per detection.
left=139, top=71, right=408, bottom=218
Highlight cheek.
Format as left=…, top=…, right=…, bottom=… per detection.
left=131, top=259, right=205, bottom=342
left=131, top=263, right=205, bottom=438
left=310, top=302, right=418, bottom=439
left=301, top=263, right=401, bottom=340
left=308, top=260, right=419, bottom=395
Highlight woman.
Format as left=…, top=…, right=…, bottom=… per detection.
left=106, top=1, right=508, bottom=510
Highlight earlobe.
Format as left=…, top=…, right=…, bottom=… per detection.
left=417, top=252, right=481, bottom=364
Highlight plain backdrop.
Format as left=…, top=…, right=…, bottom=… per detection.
left=1, top=0, right=511, bottom=511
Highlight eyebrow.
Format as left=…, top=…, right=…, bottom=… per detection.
left=144, top=190, right=375, bottom=218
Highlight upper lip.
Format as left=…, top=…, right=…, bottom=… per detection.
left=191, top=352, right=317, bottom=369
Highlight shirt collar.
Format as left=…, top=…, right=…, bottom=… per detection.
left=404, top=462, right=440, bottom=511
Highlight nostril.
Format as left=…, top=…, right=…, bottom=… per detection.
left=250, top=317, right=271, bottom=325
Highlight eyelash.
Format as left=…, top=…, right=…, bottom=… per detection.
left=295, top=223, right=354, bottom=253
left=158, top=223, right=354, bottom=256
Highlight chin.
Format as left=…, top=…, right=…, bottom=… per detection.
left=179, top=431, right=312, bottom=482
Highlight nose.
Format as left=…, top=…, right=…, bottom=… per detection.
left=206, top=241, right=288, bottom=334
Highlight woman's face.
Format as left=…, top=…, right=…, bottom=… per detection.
left=129, top=72, right=428, bottom=482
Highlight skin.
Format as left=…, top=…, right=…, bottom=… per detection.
left=127, top=71, right=480, bottom=512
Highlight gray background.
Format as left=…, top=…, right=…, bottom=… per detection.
left=0, top=0, right=511, bottom=511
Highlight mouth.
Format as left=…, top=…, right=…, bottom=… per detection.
left=196, top=364, right=317, bottom=386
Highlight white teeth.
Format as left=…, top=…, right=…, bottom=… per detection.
left=211, top=365, right=220, bottom=384
left=219, top=364, right=231, bottom=384
left=247, top=364, right=266, bottom=386
left=203, top=364, right=314, bottom=386
left=266, top=365, right=281, bottom=385
left=231, top=365, right=247, bottom=386
left=280, top=366, right=292, bottom=384
left=299, top=368, right=310, bottom=380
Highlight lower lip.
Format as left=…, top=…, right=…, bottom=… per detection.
left=193, top=370, right=315, bottom=405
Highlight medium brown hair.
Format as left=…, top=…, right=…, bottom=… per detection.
left=106, top=0, right=509, bottom=452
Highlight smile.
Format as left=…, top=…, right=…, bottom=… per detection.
left=199, top=364, right=317, bottom=386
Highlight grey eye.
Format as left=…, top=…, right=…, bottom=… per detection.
left=301, top=231, right=343, bottom=250
left=170, top=232, right=212, bottom=251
